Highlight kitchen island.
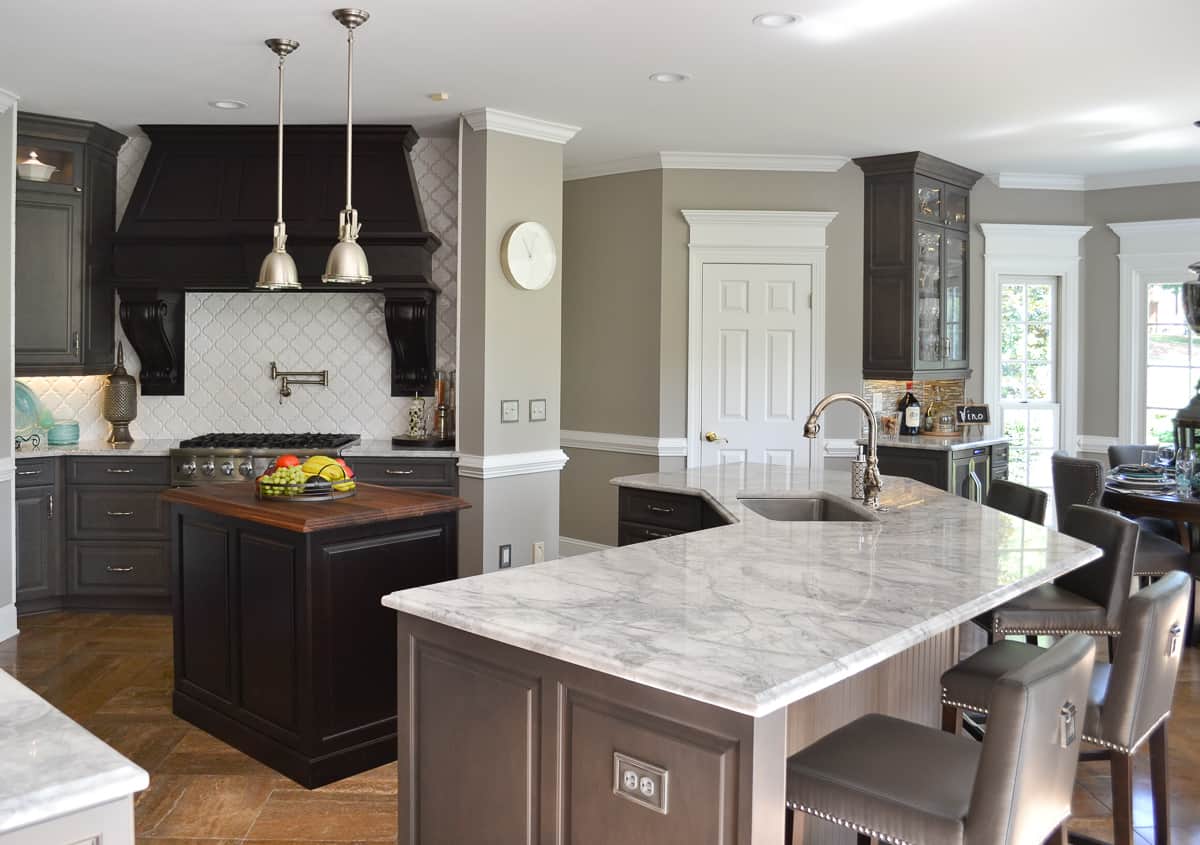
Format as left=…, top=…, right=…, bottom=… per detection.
left=162, top=482, right=468, bottom=788
left=383, top=463, right=1100, bottom=844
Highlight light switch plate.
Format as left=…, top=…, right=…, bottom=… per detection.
left=529, top=398, right=547, bottom=422
left=500, top=399, right=520, bottom=423
left=499, top=544, right=512, bottom=569
left=612, top=752, right=668, bottom=814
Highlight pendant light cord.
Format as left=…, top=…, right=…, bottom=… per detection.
left=276, top=55, right=285, bottom=226
left=344, top=28, right=354, bottom=211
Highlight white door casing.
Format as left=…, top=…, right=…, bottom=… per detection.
left=700, top=263, right=813, bottom=469
left=683, top=210, right=835, bottom=469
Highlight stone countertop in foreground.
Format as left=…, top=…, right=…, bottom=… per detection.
left=382, top=463, right=1099, bottom=717
left=0, top=670, right=147, bottom=834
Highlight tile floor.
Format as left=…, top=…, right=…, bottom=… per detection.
left=1, top=611, right=1198, bottom=844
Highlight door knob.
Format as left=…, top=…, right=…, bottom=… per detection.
left=704, top=431, right=727, bottom=443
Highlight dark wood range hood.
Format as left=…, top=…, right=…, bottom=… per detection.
left=113, top=124, right=440, bottom=396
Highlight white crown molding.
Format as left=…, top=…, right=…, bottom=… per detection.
left=978, top=224, right=1092, bottom=258
left=457, top=449, right=570, bottom=479
left=559, top=536, right=611, bottom=557
left=564, top=151, right=849, bottom=181
left=1077, top=435, right=1119, bottom=455
left=461, top=108, right=580, bottom=145
left=0, top=87, right=17, bottom=115
left=561, top=430, right=688, bottom=457
left=1108, top=218, right=1200, bottom=256
left=1086, top=166, right=1200, bottom=191
left=823, top=438, right=860, bottom=459
left=991, top=172, right=1086, bottom=191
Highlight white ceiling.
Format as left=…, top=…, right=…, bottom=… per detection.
left=2, top=0, right=1198, bottom=180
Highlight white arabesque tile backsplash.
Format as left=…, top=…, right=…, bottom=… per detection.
left=22, top=134, right=458, bottom=443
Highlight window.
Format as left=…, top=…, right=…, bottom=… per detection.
left=1144, top=282, right=1199, bottom=444
left=999, top=277, right=1059, bottom=497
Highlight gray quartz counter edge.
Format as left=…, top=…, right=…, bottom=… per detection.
left=857, top=435, right=1012, bottom=452
left=0, top=670, right=148, bottom=834
left=14, top=440, right=456, bottom=460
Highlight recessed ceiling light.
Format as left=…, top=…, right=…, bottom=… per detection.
left=753, top=12, right=799, bottom=27
left=649, top=72, right=689, bottom=84
left=209, top=99, right=247, bottom=110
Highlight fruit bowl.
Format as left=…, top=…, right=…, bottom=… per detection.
left=255, top=454, right=357, bottom=502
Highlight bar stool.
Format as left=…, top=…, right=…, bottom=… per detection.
left=986, top=479, right=1048, bottom=524
left=940, top=572, right=1191, bottom=845
left=978, top=505, right=1137, bottom=656
left=785, top=634, right=1095, bottom=845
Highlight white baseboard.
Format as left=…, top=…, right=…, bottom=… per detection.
left=1077, top=435, right=1119, bottom=454
left=0, top=603, right=17, bottom=644
left=558, top=536, right=611, bottom=557
left=560, top=430, right=688, bottom=457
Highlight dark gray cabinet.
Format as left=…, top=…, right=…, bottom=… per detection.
left=854, top=152, right=983, bottom=381
left=874, top=443, right=1008, bottom=503
left=344, top=456, right=458, bottom=496
left=15, top=113, right=125, bottom=376
left=15, top=460, right=63, bottom=607
left=617, top=487, right=729, bottom=546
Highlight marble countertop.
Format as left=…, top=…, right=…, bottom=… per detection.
left=14, top=439, right=177, bottom=459
left=383, top=462, right=1100, bottom=717
left=342, top=440, right=456, bottom=458
left=0, top=670, right=148, bottom=834
left=858, top=434, right=1011, bottom=452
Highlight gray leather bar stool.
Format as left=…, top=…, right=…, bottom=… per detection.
left=977, top=505, right=1137, bottom=656
left=986, top=478, right=1048, bottom=524
left=1104, top=444, right=1178, bottom=541
left=1055, top=451, right=1190, bottom=589
left=940, top=571, right=1190, bottom=845
left=785, top=634, right=1094, bottom=845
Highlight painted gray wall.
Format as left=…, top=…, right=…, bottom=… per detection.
left=457, top=125, right=565, bottom=574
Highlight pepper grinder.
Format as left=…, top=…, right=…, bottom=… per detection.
left=102, top=342, right=138, bottom=444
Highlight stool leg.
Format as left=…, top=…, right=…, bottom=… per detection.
left=941, top=703, right=959, bottom=735
left=1150, top=722, right=1170, bottom=845
left=784, top=805, right=794, bottom=845
left=1110, top=750, right=1134, bottom=845
left=1107, top=636, right=1117, bottom=662
left=857, top=835, right=872, bottom=845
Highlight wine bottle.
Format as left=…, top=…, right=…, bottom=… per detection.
left=899, top=383, right=921, bottom=435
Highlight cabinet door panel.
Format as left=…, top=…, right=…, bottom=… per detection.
left=914, top=223, right=944, bottom=370
left=943, top=230, right=968, bottom=370
left=16, top=486, right=56, bottom=601
left=15, top=193, right=83, bottom=367
left=914, top=177, right=944, bottom=225
left=944, top=184, right=969, bottom=231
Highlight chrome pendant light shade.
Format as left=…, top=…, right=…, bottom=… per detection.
left=323, top=8, right=372, bottom=284
left=257, top=37, right=301, bottom=290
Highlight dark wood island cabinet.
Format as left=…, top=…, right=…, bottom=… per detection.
left=162, top=482, right=468, bottom=787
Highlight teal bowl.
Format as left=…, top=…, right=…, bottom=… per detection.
left=47, top=420, right=80, bottom=446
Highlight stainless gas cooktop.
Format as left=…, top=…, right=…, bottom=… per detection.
left=170, top=433, right=360, bottom=485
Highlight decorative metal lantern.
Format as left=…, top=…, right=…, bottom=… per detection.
left=102, top=342, right=138, bottom=444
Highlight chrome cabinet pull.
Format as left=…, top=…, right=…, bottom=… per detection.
left=105, top=468, right=135, bottom=474
left=48, top=494, right=54, bottom=519
left=643, top=529, right=673, bottom=539
left=105, top=565, right=135, bottom=573
left=646, top=504, right=674, bottom=514
left=72, top=331, right=81, bottom=355
left=16, top=469, right=41, bottom=477
left=385, top=468, right=415, bottom=475
left=106, top=511, right=134, bottom=518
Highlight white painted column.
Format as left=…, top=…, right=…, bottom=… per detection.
left=0, top=90, right=19, bottom=641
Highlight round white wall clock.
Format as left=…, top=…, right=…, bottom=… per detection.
left=500, top=221, right=557, bottom=290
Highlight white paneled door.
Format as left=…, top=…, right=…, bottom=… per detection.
left=699, top=263, right=813, bottom=469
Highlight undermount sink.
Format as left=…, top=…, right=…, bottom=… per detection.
left=738, top=493, right=880, bottom=523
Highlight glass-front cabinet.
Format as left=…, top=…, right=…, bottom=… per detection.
left=856, top=152, right=982, bottom=380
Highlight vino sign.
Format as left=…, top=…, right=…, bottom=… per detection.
left=956, top=404, right=991, bottom=425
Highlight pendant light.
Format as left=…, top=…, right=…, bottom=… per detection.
left=322, top=8, right=372, bottom=284
left=256, top=37, right=301, bottom=290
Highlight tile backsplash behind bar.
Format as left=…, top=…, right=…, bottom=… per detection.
left=863, top=378, right=967, bottom=427
left=21, top=134, right=459, bottom=443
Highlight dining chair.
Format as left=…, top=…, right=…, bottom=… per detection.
left=785, top=634, right=1094, bottom=845
left=941, top=571, right=1191, bottom=845
left=1106, top=444, right=1179, bottom=540
left=978, top=505, right=1137, bottom=656
left=986, top=479, right=1048, bottom=524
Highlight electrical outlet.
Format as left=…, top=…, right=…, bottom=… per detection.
left=529, top=398, right=547, bottom=422
left=499, top=544, right=512, bottom=569
left=500, top=399, right=519, bottom=423
left=871, top=391, right=883, bottom=413
left=612, top=752, right=668, bottom=814
left=532, top=541, right=545, bottom=563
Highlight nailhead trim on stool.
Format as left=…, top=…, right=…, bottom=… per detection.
left=786, top=800, right=911, bottom=845
left=992, top=625, right=1121, bottom=636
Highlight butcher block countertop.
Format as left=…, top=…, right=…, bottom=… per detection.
left=162, top=483, right=470, bottom=533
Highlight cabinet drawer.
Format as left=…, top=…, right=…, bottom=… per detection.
left=67, top=456, right=171, bottom=486
left=14, top=458, right=57, bottom=488
left=68, top=541, right=169, bottom=595
left=348, top=458, right=456, bottom=488
left=618, top=521, right=684, bottom=546
left=618, top=488, right=703, bottom=531
left=68, top=486, right=168, bottom=539
left=991, top=444, right=1009, bottom=465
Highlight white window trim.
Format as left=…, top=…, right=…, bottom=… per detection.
left=1111, top=218, right=1200, bottom=444
left=681, top=210, right=836, bottom=468
left=980, top=224, right=1090, bottom=455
